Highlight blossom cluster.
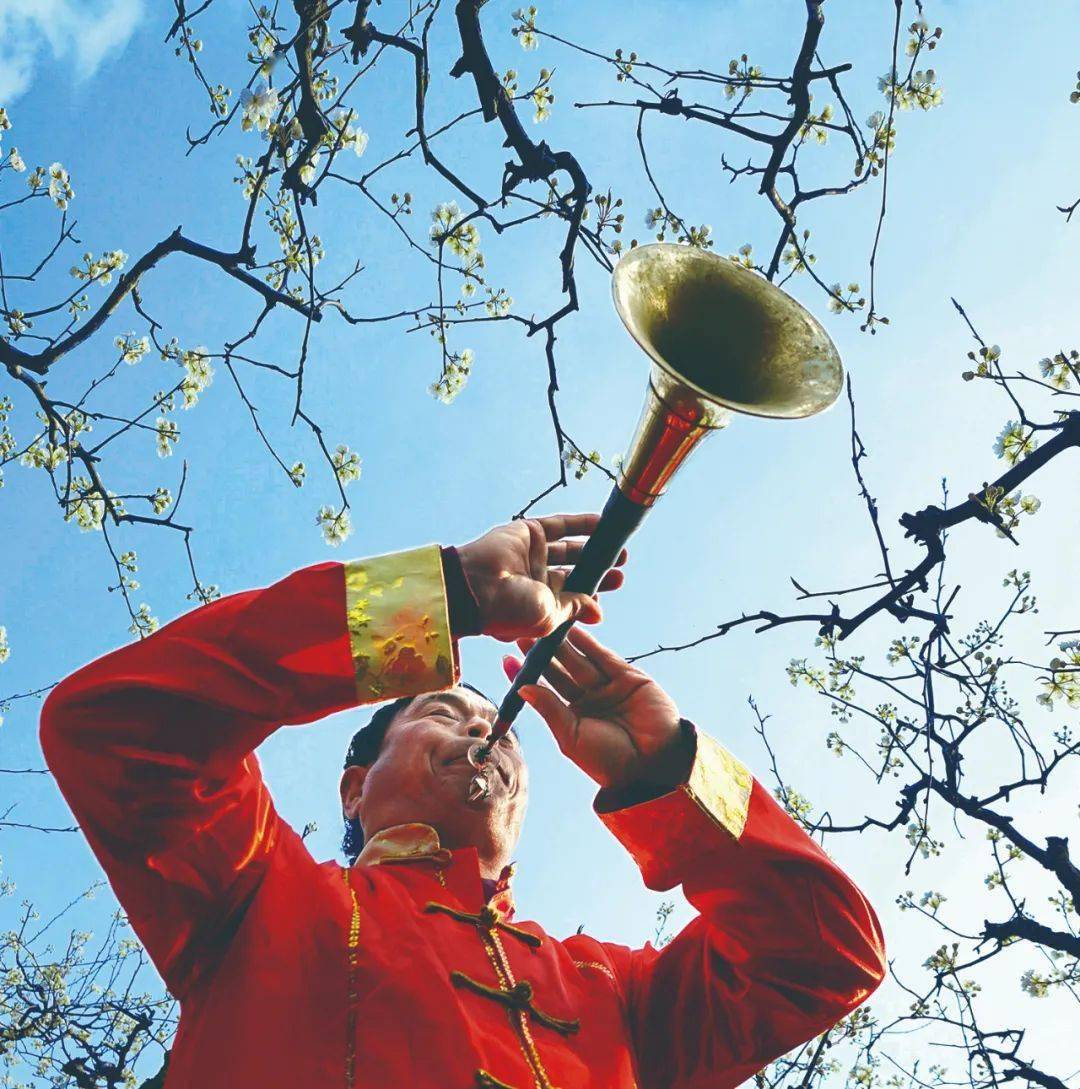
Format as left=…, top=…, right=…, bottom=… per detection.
left=511, top=7, right=539, bottom=51
left=316, top=506, right=352, bottom=547
left=4, top=120, right=75, bottom=208
left=878, top=67, right=943, bottom=111
left=725, top=54, right=763, bottom=99
left=560, top=446, right=603, bottom=481
left=71, top=250, right=127, bottom=286
left=0, top=106, right=26, bottom=174
left=430, top=201, right=481, bottom=260
left=799, top=102, right=834, bottom=145
left=644, top=207, right=712, bottom=249
left=430, top=348, right=475, bottom=404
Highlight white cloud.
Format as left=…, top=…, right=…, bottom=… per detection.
left=0, top=0, right=144, bottom=102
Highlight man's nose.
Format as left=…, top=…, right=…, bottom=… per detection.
left=465, top=720, right=489, bottom=739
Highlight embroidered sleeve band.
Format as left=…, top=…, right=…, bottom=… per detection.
left=343, top=543, right=458, bottom=702
left=684, top=730, right=753, bottom=841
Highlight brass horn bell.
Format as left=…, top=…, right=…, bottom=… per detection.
left=485, top=242, right=845, bottom=744
left=613, top=242, right=845, bottom=505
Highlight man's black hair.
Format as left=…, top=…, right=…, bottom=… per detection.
left=340, top=682, right=500, bottom=864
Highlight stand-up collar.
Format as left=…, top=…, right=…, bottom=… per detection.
left=354, top=823, right=516, bottom=919
left=356, top=822, right=451, bottom=867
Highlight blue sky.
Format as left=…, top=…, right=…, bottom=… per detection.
left=2, top=0, right=1079, bottom=1081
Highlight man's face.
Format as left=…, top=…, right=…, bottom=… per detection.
left=343, top=685, right=529, bottom=867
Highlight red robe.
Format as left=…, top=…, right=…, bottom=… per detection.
left=40, top=544, right=886, bottom=1089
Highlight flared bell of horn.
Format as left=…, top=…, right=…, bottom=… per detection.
left=612, top=242, right=845, bottom=418
left=611, top=242, right=844, bottom=505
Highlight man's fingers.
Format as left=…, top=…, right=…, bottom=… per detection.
left=546, top=541, right=628, bottom=567
left=549, top=637, right=606, bottom=689
left=524, top=518, right=548, bottom=583
left=544, top=540, right=584, bottom=566
left=519, top=682, right=576, bottom=749
left=535, top=512, right=601, bottom=541
left=545, top=572, right=602, bottom=622
left=547, top=568, right=567, bottom=594
left=565, top=624, right=630, bottom=674
left=557, top=591, right=602, bottom=625
left=513, top=638, right=582, bottom=703
left=548, top=567, right=624, bottom=593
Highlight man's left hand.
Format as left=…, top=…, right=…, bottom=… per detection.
left=456, top=513, right=627, bottom=643
left=502, top=627, right=693, bottom=795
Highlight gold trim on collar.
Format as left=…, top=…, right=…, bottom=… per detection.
left=355, top=824, right=517, bottom=916
left=356, top=823, right=450, bottom=867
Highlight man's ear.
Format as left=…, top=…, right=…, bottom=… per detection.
left=340, top=765, right=369, bottom=820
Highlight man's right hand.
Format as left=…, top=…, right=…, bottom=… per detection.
left=455, top=513, right=627, bottom=643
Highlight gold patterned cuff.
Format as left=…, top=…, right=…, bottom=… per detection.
left=683, top=731, right=753, bottom=840
left=342, top=544, right=458, bottom=703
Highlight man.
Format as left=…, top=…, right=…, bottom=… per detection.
left=41, top=513, right=885, bottom=1089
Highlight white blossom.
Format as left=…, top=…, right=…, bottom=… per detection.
left=430, top=201, right=480, bottom=258
left=115, top=333, right=150, bottom=365
left=1020, top=969, right=1050, bottom=998
left=430, top=348, right=475, bottom=403
left=179, top=346, right=214, bottom=408
left=993, top=420, right=1037, bottom=465
left=155, top=416, right=179, bottom=457
left=332, top=109, right=369, bottom=156
left=47, top=162, right=74, bottom=209
left=317, top=505, right=352, bottom=546
left=241, top=85, right=280, bottom=133
left=331, top=444, right=362, bottom=486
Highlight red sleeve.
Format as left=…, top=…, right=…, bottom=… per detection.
left=39, top=547, right=457, bottom=998
left=595, top=725, right=886, bottom=1089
